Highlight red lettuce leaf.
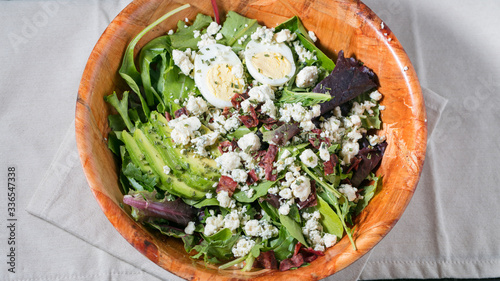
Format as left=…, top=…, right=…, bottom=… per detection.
left=350, top=141, right=387, bottom=187
left=313, top=50, right=377, bottom=116
left=123, top=193, right=197, bottom=227
left=262, top=123, right=300, bottom=146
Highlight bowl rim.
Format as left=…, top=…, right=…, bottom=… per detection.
left=75, top=0, right=427, bottom=280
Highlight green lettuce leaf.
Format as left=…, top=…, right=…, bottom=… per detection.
left=170, top=13, right=213, bottom=50
left=220, top=11, right=261, bottom=52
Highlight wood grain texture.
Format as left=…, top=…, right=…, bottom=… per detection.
left=75, top=0, right=427, bottom=280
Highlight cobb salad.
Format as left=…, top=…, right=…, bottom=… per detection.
left=105, top=4, right=387, bottom=271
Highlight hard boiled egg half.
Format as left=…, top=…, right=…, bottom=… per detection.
left=244, top=40, right=296, bottom=86
left=194, top=44, right=246, bottom=108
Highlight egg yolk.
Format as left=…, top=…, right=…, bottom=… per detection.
left=206, top=64, right=245, bottom=101
left=251, top=52, right=292, bottom=80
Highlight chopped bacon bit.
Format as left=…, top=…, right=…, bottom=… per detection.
left=222, top=107, right=233, bottom=118
left=174, top=107, right=188, bottom=118
left=165, top=112, right=172, bottom=122
left=279, top=243, right=326, bottom=271
left=324, top=154, right=338, bottom=175
left=216, top=176, right=238, bottom=196
left=231, top=93, right=244, bottom=109
left=301, top=247, right=325, bottom=257
left=256, top=251, right=278, bottom=269
left=345, top=155, right=362, bottom=174
left=218, top=140, right=238, bottom=154
left=279, top=258, right=294, bottom=271
left=279, top=253, right=305, bottom=271
left=297, top=181, right=317, bottom=209
left=239, top=105, right=259, bottom=128
left=260, top=116, right=279, bottom=125
left=246, top=169, right=259, bottom=185
left=253, top=150, right=267, bottom=164
left=262, top=145, right=278, bottom=181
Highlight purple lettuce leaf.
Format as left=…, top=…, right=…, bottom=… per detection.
left=262, top=123, right=300, bottom=146
left=350, top=141, right=387, bottom=187
left=313, top=50, right=377, bottom=116
left=123, top=192, right=197, bottom=227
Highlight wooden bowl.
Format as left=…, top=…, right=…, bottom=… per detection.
left=76, top=0, right=427, bottom=279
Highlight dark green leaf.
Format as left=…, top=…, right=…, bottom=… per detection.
left=220, top=11, right=261, bottom=52
left=279, top=214, right=308, bottom=247
left=170, top=13, right=213, bottom=50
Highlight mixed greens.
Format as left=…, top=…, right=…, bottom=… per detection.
left=105, top=4, right=387, bottom=271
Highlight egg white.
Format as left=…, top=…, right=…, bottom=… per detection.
left=244, top=40, right=296, bottom=86
left=194, top=44, right=245, bottom=108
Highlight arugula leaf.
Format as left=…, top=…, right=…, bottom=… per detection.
left=104, top=91, right=134, bottom=132
left=170, top=13, right=213, bottom=50
left=278, top=88, right=332, bottom=106
left=220, top=11, right=261, bottom=52
left=279, top=214, right=308, bottom=247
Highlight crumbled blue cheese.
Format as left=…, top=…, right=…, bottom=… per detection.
left=197, top=33, right=216, bottom=49
left=172, top=49, right=195, bottom=76
left=296, top=66, right=319, bottom=88
left=237, top=132, right=261, bottom=153
left=244, top=219, right=262, bottom=236
left=339, top=183, right=358, bottom=201
left=261, top=99, right=277, bottom=119
left=319, top=142, right=330, bottom=162
left=168, top=115, right=202, bottom=145
left=191, top=131, right=219, bottom=156
left=231, top=169, right=248, bottom=183
left=340, top=140, right=359, bottom=165
left=367, top=134, right=386, bottom=146
left=193, top=30, right=201, bottom=38
left=369, top=90, right=382, bottom=101
left=204, top=214, right=224, bottom=236
left=278, top=203, right=291, bottom=215
left=279, top=187, right=293, bottom=199
left=215, top=32, right=223, bottom=40
left=323, top=233, right=337, bottom=248
left=186, top=95, right=208, bottom=115
left=290, top=175, right=311, bottom=201
left=293, top=41, right=317, bottom=63
left=274, top=29, right=297, bottom=43
left=184, top=221, right=195, bottom=235
left=217, top=190, right=236, bottom=208
left=206, top=22, right=221, bottom=35
left=223, top=210, right=241, bottom=231
left=224, top=116, right=241, bottom=132
left=248, top=84, right=275, bottom=102
left=299, top=149, right=318, bottom=168
left=250, top=26, right=275, bottom=43
left=308, top=30, right=317, bottom=42
left=216, top=151, right=242, bottom=172
left=232, top=237, right=256, bottom=257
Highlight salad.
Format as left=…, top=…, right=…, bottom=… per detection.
left=105, top=4, right=387, bottom=271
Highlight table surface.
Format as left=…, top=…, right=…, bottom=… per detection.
left=1, top=0, right=499, bottom=280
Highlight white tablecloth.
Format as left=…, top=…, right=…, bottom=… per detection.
left=1, top=0, right=499, bottom=280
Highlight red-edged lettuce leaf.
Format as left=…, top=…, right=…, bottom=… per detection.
left=123, top=192, right=197, bottom=227
left=350, top=141, right=387, bottom=187
left=313, top=50, right=377, bottom=116
left=262, top=123, right=300, bottom=146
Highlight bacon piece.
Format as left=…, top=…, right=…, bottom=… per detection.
left=238, top=105, right=259, bottom=128
left=262, top=145, right=278, bottom=181
left=222, top=107, right=233, bottom=118
left=324, top=154, right=338, bottom=175
left=256, top=251, right=278, bottom=269
left=165, top=112, right=172, bottom=122
left=279, top=253, right=305, bottom=271
left=246, top=169, right=259, bottom=185
left=216, top=176, right=238, bottom=196
left=218, top=140, right=238, bottom=154
left=297, top=181, right=317, bottom=210
left=231, top=93, right=245, bottom=109
left=174, top=107, right=188, bottom=118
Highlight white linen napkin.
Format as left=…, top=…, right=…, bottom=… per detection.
left=25, top=87, right=446, bottom=280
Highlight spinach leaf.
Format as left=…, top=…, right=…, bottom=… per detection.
left=139, top=35, right=171, bottom=107
left=270, top=227, right=296, bottom=261
left=315, top=196, right=343, bottom=239
left=233, top=180, right=276, bottom=203
left=170, top=13, right=213, bottom=50
left=279, top=214, right=308, bottom=247
left=296, top=33, right=335, bottom=72
left=119, top=4, right=190, bottom=118
left=220, top=11, right=261, bottom=52
left=355, top=174, right=381, bottom=215
left=274, top=16, right=313, bottom=42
